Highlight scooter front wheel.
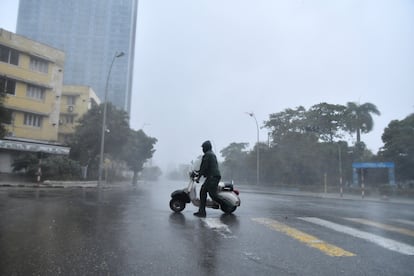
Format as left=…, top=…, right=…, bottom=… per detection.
left=169, top=198, right=186, bottom=212
left=220, top=204, right=237, bottom=214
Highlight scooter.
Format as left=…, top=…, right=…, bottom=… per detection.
left=169, top=171, right=241, bottom=214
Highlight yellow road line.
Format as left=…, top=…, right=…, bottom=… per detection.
left=345, top=218, right=414, bottom=237
left=252, top=218, right=355, bottom=257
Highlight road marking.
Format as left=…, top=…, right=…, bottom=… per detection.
left=252, top=218, right=355, bottom=257
left=299, top=217, right=414, bottom=256
left=242, top=251, right=261, bottom=262
left=392, top=219, right=414, bottom=227
left=202, top=218, right=234, bottom=238
left=345, top=218, right=414, bottom=237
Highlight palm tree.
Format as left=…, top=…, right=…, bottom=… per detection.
left=344, top=102, right=381, bottom=143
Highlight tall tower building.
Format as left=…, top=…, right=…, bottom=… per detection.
left=16, top=0, right=138, bottom=115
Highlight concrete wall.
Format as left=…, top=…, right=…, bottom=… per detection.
left=0, top=150, right=13, bottom=173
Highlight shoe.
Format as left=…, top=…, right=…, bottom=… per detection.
left=193, top=211, right=206, bottom=217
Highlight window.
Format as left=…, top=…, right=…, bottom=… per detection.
left=65, top=115, right=75, bottom=124
left=67, top=95, right=76, bottom=105
left=24, top=113, right=42, bottom=127
left=0, top=44, right=19, bottom=65
left=0, top=77, right=16, bottom=95
left=26, top=85, right=45, bottom=100
left=29, top=57, right=48, bottom=73
left=2, top=109, right=13, bottom=125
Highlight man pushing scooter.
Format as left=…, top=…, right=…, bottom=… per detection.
left=169, top=141, right=240, bottom=214
left=193, top=140, right=222, bottom=218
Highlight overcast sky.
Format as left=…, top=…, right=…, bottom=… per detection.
left=1, top=0, right=413, bottom=172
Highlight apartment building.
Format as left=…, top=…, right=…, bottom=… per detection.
left=0, top=29, right=69, bottom=173
left=58, top=85, right=100, bottom=144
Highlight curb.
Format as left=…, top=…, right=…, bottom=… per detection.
left=0, top=181, right=138, bottom=189
left=43, top=180, right=98, bottom=188
left=0, top=182, right=97, bottom=188
left=239, top=186, right=414, bottom=205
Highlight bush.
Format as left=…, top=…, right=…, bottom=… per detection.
left=12, top=153, right=39, bottom=176
left=12, top=154, right=81, bottom=181
left=41, top=156, right=81, bottom=180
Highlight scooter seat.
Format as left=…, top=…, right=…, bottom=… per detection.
left=222, top=183, right=234, bottom=191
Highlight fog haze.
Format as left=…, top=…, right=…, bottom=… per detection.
left=2, top=0, right=413, bottom=172
left=132, top=0, right=414, bottom=171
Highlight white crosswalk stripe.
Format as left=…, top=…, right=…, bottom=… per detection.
left=202, top=216, right=414, bottom=255
left=298, top=217, right=414, bottom=255
left=391, top=219, right=414, bottom=227
left=344, top=217, right=414, bottom=237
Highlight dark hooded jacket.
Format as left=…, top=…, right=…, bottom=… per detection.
left=198, top=141, right=221, bottom=178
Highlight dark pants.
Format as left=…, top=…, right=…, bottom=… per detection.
left=198, top=176, right=221, bottom=213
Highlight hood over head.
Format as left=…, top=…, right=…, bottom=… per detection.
left=201, top=140, right=212, bottom=153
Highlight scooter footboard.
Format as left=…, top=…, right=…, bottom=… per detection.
left=192, top=198, right=219, bottom=208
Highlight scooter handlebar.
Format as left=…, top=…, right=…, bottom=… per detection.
left=189, top=171, right=200, bottom=182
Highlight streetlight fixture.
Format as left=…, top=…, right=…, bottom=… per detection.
left=246, top=112, right=260, bottom=185
left=98, top=51, right=124, bottom=187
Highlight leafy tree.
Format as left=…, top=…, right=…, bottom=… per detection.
left=379, top=114, right=414, bottom=181
left=307, top=103, right=346, bottom=142
left=122, top=129, right=157, bottom=184
left=344, top=102, right=380, bottom=143
left=69, top=103, right=130, bottom=177
left=274, top=132, right=320, bottom=185
left=262, top=103, right=362, bottom=186
left=264, top=106, right=308, bottom=146
left=259, top=144, right=279, bottom=184
left=220, top=142, right=249, bottom=181
left=246, top=142, right=271, bottom=184
left=263, top=106, right=326, bottom=185
left=141, top=166, right=162, bottom=181
left=227, top=102, right=385, bottom=187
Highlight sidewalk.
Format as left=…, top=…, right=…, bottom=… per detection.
left=239, top=184, right=414, bottom=205
left=0, top=180, right=96, bottom=188
left=0, top=180, right=137, bottom=188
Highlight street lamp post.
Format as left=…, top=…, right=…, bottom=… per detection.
left=338, top=143, right=343, bottom=197
left=247, top=112, right=260, bottom=185
left=98, top=51, right=124, bottom=187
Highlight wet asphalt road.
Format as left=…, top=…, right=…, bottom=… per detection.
left=0, top=180, right=413, bottom=276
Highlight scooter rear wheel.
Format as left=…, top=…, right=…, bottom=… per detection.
left=220, top=204, right=237, bottom=214
left=169, top=198, right=186, bottom=212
